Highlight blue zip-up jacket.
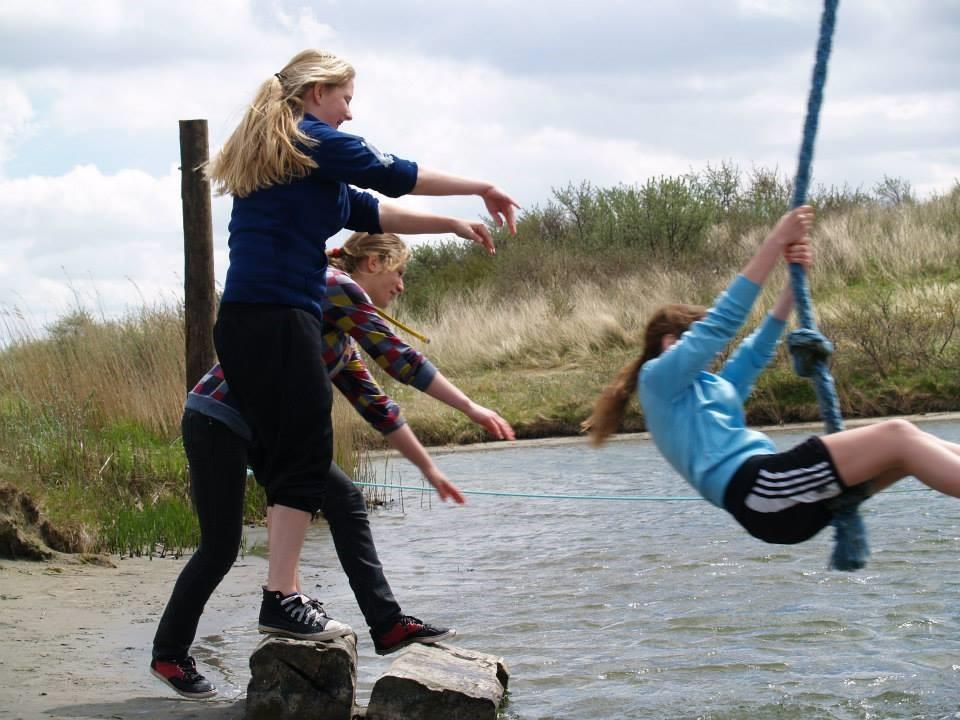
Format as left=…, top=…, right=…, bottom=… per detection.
left=221, top=114, right=418, bottom=319
left=640, top=275, right=786, bottom=507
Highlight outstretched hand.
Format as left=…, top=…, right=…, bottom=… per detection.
left=452, top=219, right=497, bottom=255
left=424, top=467, right=466, bottom=504
left=465, top=403, right=516, bottom=441
left=480, top=186, right=520, bottom=235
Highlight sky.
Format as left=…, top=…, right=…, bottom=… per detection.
left=1, top=0, right=958, bottom=335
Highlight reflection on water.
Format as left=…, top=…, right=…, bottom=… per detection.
left=214, top=420, right=960, bottom=719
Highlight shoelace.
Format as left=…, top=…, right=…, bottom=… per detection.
left=307, top=597, right=329, bottom=614
left=283, top=594, right=325, bottom=625
left=176, top=657, right=204, bottom=682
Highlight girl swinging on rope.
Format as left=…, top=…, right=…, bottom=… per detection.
left=585, top=206, right=960, bottom=545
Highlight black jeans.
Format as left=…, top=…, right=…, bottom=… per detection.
left=152, top=410, right=247, bottom=660
left=152, top=410, right=402, bottom=660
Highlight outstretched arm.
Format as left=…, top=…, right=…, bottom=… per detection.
left=410, top=168, right=520, bottom=234
left=770, top=236, right=813, bottom=320
left=384, top=424, right=465, bottom=504
left=378, top=202, right=498, bottom=254
left=642, top=206, right=815, bottom=401
left=423, top=372, right=516, bottom=441
left=742, top=205, right=814, bottom=287
left=719, top=231, right=815, bottom=399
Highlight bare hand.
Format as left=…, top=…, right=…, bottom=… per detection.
left=480, top=186, right=520, bottom=235
left=784, top=237, right=813, bottom=269
left=424, top=467, right=466, bottom=504
left=768, top=205, right=815, bottom=248
left=452, top=219, right=497, bottom=255
left=465, top=403, right=516, bottom=441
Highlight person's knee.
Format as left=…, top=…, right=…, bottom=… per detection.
left=321, top=483, right=367, bottom=524
left=196, top=537, right=241, bottom=578
left=881, top=418, right=920, bottom=441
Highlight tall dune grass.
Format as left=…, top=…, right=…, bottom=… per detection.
left=395, top=201, right=960, bottom=377
left=0, top=303, right=185, bottom=436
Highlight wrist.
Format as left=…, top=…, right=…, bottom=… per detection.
left=421, top=462, right=441, bottom=478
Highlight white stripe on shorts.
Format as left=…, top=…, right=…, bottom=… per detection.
left=745, top=461, right=841, bottom=513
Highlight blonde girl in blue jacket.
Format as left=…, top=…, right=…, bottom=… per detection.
left=586, top=206, right=960, bottom=545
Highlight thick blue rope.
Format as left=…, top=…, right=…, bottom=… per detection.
left=786, top=0, right=868, bottom=571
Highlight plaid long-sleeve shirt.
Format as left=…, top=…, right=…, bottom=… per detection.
left=185, top=268, right=436, bottom=439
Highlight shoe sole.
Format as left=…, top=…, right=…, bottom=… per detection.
left=258, top=623, right=353, bottom=641
left=376, top=628, right=457, bottom=656
left=150, top=669, right=218, bottom=700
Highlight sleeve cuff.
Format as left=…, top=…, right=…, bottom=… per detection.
left=378, top=417, right=408, bottom=436
left=379, top=158, right=418, bottom=198
left=755, top=314, right=787, bottom=351
left=410, top=359, right=438, bottom=391
left=727, top=274, right=762, bottom=305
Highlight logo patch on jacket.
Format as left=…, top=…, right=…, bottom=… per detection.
left=361, top=139, right=395, bottom=167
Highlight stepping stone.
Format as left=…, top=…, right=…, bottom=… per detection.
left=366, top=643, right=508, bottom=720
left=245, top=633, right=358, bottom=720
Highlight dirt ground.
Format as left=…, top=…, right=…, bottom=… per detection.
left=0, top=552, right=268, bottom=720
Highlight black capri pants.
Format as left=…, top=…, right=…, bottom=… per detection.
left=213, top=302, right=333, bottom=514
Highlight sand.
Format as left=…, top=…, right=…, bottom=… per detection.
left=0, top=552, right=268, bottom=720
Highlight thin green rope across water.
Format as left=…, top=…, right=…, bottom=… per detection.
left=352, top=481, right=930, bottom=502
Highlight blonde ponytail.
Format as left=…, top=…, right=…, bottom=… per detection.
left=206, top=49, right=355, bottom=198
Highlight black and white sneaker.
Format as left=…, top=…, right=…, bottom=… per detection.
left=258, top=588, right=352, bottom=641
left=150, top=656, right=217, bottom=699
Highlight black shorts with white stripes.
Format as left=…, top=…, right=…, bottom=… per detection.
left=723, top=436, right=847, bottom=545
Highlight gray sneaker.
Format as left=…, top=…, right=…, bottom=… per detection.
left=258, top=589, right=352, bottom=641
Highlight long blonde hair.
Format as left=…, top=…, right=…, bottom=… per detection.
left=326, top=232, right=411, bottom=273
left=583, top=303, right=706, bottom=446
left=206, top=49, right=355, bottom=198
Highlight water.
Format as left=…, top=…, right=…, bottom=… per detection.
left=210, top=420, right=960, bottom=719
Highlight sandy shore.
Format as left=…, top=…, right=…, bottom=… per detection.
left=0, top=551, right=268, bottom=720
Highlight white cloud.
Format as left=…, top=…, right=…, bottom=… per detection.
left=0, top=80, right=33, bottom=172
left=0, top=164, right=232, bottom=332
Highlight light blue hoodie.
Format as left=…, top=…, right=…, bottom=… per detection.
left=640, top=275, right=786, bottom=507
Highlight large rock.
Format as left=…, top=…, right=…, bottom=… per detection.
left=366, top=644, right=508, bottom=720
left=246, top=633, right=358, bottom=720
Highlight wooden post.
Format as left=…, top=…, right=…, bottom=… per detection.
left=179, top=119, right=217, bottom=392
